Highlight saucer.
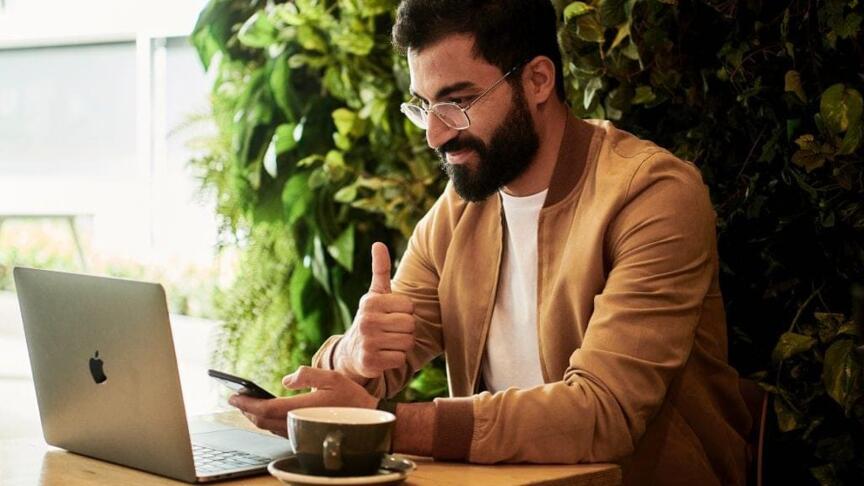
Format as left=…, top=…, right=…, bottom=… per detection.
left=267, top=454, right=416, bottom=486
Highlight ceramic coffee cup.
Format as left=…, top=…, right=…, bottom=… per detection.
left=287, top=407, right=395, bottom=477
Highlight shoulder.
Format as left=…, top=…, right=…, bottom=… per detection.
left=585, top=119, right=707, bottom=202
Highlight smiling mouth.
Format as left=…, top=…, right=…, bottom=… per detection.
left=445, top=149, right=473, bottom=165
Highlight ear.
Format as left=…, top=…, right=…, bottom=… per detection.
left=520, top=56, right=557, bottom=106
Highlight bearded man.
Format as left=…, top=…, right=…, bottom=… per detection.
left=230, top=1, right=752, bottom=484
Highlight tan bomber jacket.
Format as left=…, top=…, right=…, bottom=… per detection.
left=313, top=115, right=751, bottom=485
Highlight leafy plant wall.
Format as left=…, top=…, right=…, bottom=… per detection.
left=191, top=0, right=863, bottom=483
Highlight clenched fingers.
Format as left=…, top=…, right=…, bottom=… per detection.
left=356, top=312, right=415, bottom=335
left=359, top=293, right=414, bottom=314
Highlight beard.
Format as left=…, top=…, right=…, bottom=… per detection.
left=436, top=85, right=540, bottom=203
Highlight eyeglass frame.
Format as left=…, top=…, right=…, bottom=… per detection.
left=400, top=58, right=530, bottom=131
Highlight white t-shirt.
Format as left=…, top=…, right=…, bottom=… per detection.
left=481, top=188, right=548, bottom=393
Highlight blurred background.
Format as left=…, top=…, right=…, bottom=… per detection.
left=0, top=0, right=227, bottom=311
left=0, top=0, right=229, bottom=439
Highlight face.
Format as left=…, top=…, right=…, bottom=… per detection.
left=408, top=35, right=539, bottom=202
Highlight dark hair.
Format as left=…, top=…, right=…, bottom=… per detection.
left=392, top=0, right=565, bottom=100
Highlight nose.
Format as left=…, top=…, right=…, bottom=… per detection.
left=425, top=113, right=458, bottom=150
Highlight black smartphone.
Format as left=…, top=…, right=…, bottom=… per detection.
left=208, top=369, right=276, bottom=399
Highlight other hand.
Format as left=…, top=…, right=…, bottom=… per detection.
left=228, top=366, right=378, bottom=437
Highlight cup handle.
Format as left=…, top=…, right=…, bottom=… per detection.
left=323, top=431, right=344, bottom=472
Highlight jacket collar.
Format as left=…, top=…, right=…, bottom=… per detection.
left=543, top=114, right=597, bottom=207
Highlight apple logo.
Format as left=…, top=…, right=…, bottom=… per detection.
left=89, top=351, right=107, bottom=384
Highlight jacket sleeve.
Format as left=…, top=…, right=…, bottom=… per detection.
left=311, top=192, right=449, bottom=399
left=439, top=153, right=720, bottom=463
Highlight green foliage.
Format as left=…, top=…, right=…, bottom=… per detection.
left=193, top=0, right=864, bottom=481
left=190, top=0, right=444, bottom=401
left=554, top=0, right=864, bottom=482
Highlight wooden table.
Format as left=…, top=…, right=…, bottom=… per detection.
left=0, top=413, right=622, bottom=486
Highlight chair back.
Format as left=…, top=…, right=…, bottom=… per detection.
left=738, top=378, right=768, bottom=486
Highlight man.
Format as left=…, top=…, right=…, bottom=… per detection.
left=230, top=1, right=751, bottom=484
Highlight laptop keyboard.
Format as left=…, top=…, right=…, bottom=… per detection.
left=192, top=444, right=271, bottom=475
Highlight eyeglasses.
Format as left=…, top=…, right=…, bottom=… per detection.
left=400, top=60, right=527, bottom=131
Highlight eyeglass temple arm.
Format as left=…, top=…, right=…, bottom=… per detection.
left=463, top=61, right=527, bottom=110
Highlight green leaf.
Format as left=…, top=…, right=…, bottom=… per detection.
left=814, top=312, right=846, bottom=343
left=774, top=396, right=802, bottom=432
left=308, top=168, right=328, bottom=189
left=274, top=2, right=304, bottom=26
left=620, top=41, right=641, bottom=62
left=563, top=2, right=595, bottom=22
left=273, top=123, right=298, bottom=154
left=263, top=138, right=278, bottom=178
left=332, top=30, right=374, bottom=56
left=833, top=13, right=862, bottom=39
left=324, top=150, right=347, bottom=180
left=311, top=236, right=331, bottom=294
left=599, top=0, right=627, bottom=28
left=632, top=85, right=656, bottom=105
left=332, top=108, right=358, bottom=136
left=191, top=0, right=238, bottom=70
left=191, top=28, right=221, bottom=71
left=791, top=149, right=828, bottom=173
left=333, top=295, right=353, bottom=332
left=822, top=339, right=863, bottom=413
left=784, top=70, right=807, bottom=102
left=289, top=264, right=313, bottom=319
left=838, top=121, right=862, bottom=155
left=327, top=225, right=355, bottom=271
left=609, top=21, right=631, bottom=51
left=820, top=83, right=863, bottom=134
left=333, top=132, right=352, bottom=151
left=270, top=56, right=299, bottom=123
left=408, top=365, right=449, bottom=400
left=772, top=332, right=817, bottom=363
left=297, top=24, right=328, bottom=52
left=282, top=173, right=311, bottom=224
left=293, top=120, right=305, bottom=143
left=583, top=77, right=604, bottom=110
left=810, top=464, right=840, bottom=486
left=334, top=183, right=358, bottom=203
left=576, top=15, right=606, bottom=43
left=297, top=310, right=323, bottom=345
left=238, top=11, right=277, bottom=48
left=298, top=154, right=324, bottom=168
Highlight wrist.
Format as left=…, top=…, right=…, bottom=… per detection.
left=333, top=338, right=370, bottom=385
left=392, top=402, right=435, bottom=457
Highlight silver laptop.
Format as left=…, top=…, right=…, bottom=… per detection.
left=14, top=267, right=292, bottom=483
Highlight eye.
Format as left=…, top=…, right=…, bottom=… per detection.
left=450, top=96, right=474, bottom=105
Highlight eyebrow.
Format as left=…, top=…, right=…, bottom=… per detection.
left=410, top=81, right=478, bottom=104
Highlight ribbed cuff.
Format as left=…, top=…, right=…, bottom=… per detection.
left=311, top=335, right=342, bottom=370
left=432, top=397, right=474, bottom=461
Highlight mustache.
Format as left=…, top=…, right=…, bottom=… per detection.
left=436, top=135, right=487, bottom=161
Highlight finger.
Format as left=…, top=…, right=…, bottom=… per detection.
left=254, top=418, right=289, bottom=438
left=241, top=412, right=288, bottom=438
left=360, top=293, right=414, bottom=314
left=375, top=332, right=416, bottom=352
left=368, top=350, right=407, bottom=371
left=369, top=242, right=392, bottom=294
left=229, top=393, right=263, bottom=414
left=357, top=312, right=416, bottom=337
left=229, top=394, right=286, bottom=419
left=282, top=366, right=339, bottom=390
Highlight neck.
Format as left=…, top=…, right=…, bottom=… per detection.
left=501, top=100, right=568, bottom=197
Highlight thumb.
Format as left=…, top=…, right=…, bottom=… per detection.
left=282, top=366, right=336, bottom=390
left=369, top=242, right=392, bottom=294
